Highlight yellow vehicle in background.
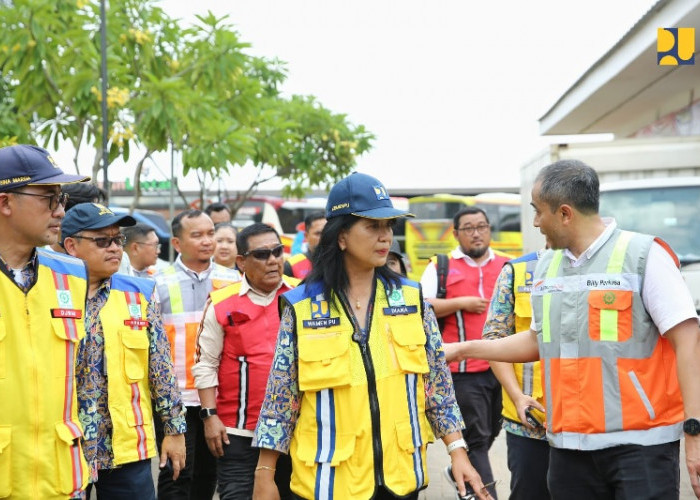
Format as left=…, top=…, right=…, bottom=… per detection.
left=404, top=193, right=522, bottom=281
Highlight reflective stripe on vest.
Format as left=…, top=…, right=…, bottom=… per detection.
left=285, top=278, right=433, bottom=499
left=532, top=230, right=683, bottom=450
left=100, top=276, right=157, bottom=465
left=156, top=264, right=240, bottom=403
left=0, top=250, right=89, bottom=498
left=501, top=255, right=545, bottom=425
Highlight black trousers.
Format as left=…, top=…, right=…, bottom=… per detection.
left=155, top=405, right=217, bottom=500
left=216, top=434, right=291, bottom=500
left=505, top=432, right=550, bottom=500
left=547, top=440, right=680, bottom=499
left=452, top=370, right=502, bottom=499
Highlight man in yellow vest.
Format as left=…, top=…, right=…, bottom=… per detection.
left=0, top=144, right=90, bottom=499
left=481, top=250, right=549, bottom=499
left=193, top=223, right=298, bottom=499
left=446, top=159, right=700, bottom=499
left=155, top=209, right=240, bottom=499
left=62, top=203, right=186, bottom=499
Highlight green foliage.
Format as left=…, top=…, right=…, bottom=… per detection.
left=0, top=0, right=374, bottom=199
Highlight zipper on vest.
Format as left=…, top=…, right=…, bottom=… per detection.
left=357, top=340, right=385, bottom=487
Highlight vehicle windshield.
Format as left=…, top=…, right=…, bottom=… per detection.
left=600, top=185, right=700, bottom=264
left=409, top=201, right=467, bottom=220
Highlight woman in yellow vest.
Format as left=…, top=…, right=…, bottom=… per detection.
left=252, top=173, right=490, bottom=500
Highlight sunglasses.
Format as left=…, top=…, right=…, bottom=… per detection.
left=72, top=234, right=127, bottom=248
left=243, top=244, right=284, bottom=261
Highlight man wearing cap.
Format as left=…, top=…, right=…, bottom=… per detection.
left=62, top=202, right=186, bottom=499
left=154, top=209, right=240, bottom=499
left=0, top=144, right=91, bottom=499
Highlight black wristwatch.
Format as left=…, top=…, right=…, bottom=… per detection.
left=683, top=418, right=700, bottom=436
left=199, top=408, right=217, bottom=420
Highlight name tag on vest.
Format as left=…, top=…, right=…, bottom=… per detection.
left=382, top=305, right=418, bottom=316
left=51, top=308, right=82, bottom=319
left=302, top=317, right=341, bottom=329
left=124, top=319, right=150, bottom=328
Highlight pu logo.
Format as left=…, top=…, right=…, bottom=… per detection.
left=46, top=154, right=60, bottom=168
left=657, top=28, right=695, bottom=65
left=373, top=185, right=389, bottom=201
left=311, top=299, right=330, bottom=319
left=524, top=271, right=533, bottom=286
left=92, top=203, right=114, bottom=215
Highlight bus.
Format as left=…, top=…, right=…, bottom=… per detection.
left=404, top=193, right=522, bottom=281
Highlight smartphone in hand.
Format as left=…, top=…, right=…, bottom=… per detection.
left=524, top=406, right=545, bottom=428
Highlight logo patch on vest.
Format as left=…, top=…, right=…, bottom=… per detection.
left=302, top=317, right=341, bottom=329
left=51, top=308, right=82, bottom=319
left=56, top=289, right=73, bottom=308
left=382, top=305, right=418, bottom=316
left=603, top=291, right=616, bottom=305
left=387, top=288, right=406, bottom=307
left=311, top=297, right=330, bottom=319
left=128, top=303, right=142, bottom=319
left=532, top=279, right=564, bottom=294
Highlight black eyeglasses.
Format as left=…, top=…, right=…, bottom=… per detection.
left=457, top=223, right=490, bottom=235
left=243, top=244, right=284, bottom=260
left=7, top=190, right=69, bottom=211
left=72, top=234, right=127, bottom=248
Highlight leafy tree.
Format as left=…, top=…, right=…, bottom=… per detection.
left=0, top=0, right=373, bottom=210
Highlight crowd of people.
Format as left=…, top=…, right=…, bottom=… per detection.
left=1, top=142, right=699, bottom=500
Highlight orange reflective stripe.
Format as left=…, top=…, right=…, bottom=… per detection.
left=185, top=322, right=199, bottom=389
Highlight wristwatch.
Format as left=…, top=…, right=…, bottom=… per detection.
left=199, top=407, right=217, bottom=420
left=683, top=418, right=700, bottom=436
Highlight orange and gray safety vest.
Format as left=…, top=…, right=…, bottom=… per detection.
left=532, top=229, right=683, bottom=450
left=155, top=262, right=240, bottom=405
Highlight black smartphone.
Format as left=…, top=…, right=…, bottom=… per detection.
left=443, top=465, right=478, bottom=500
left=524, top=406, right=544, bottom=428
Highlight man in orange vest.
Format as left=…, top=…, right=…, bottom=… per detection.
left=62, top=203, right=186, bottom=498
left=283, top=212, right=326, bottom=279
left=421, top=206, right=508, bottom=498
left=447, top=160, right=700, bottom=499
left=193, top=223, right=298, bottom=499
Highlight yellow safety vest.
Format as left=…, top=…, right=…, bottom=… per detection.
left=0, top=249, right=89, bottom=499
left=500, top=254, right=545, bottom=424
left=285, top=278, right=434, bottom=499
left=98, top=274, right=157, bottom=466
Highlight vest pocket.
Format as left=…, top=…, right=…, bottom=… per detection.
left=54, top=421, right=85, bottom=495
left=387, top=316, right=429, bottom=374
left=0, top=426, right=11, bottom=497
left=298, top=330, right=351, bottom=391
left=120, top=329, right=150, bottom=383
left=587, top=290, right=633, bottom=342
left=0, top=317, right=6, bottom=380
left=386, top=419, right=429, bottom=493
left=296, top=431, right=356, bottom=467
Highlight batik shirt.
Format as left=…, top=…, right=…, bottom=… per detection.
left=482, top=263, right=546, bottom=440
left=253, top=299, right=464, bottom=452
left=77, top=279, right=187, bottom=474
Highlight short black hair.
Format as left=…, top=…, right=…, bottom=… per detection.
left=204, top=202, right=231, bottom=216
left=304, top=211, right=326, bottom=231
left=453, top=206, right=489, bottom=230
left=122, top=223, right=156, bottom=245
left=172, top=209, right=204, bottom=237
left=62, top=183, right=107, bottom=210
left=237, top=223, right=279, bottom=255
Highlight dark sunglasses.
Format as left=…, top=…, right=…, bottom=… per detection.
left=243, top=244, right=284, bottom=260
left=72, top=234, right=127, bottom=248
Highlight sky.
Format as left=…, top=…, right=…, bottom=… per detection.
left=61, top=0, right=660, bottom=194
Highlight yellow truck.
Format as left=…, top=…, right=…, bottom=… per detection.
left=404, top=193, right=522, bottom=281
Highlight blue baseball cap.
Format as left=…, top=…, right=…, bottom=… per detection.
left=325, top=172, right=414, bottom=220
left=61, top=203, right=136, bottom=241
left=0, top=144, right=89, bottom=192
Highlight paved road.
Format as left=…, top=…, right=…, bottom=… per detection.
left=127, top=432, right=696, bottom=499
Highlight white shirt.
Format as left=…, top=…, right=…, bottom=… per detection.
left=530, top=218, right=697, bottom=335
left=421, top=247, right=497, bottom=299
